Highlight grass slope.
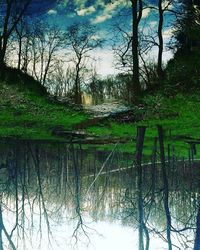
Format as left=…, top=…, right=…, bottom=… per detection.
left=86, top=93, right=200, bottom=158
left=0, top=68, right=87, bottom=141
left=1, top=67, right=200, bottom=158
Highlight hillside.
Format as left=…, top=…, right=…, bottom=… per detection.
left=84, top=92, right=200, bottom=157
left=1, top=67, right=200, bottom=158
left=0, top=67, right=87, bottom=141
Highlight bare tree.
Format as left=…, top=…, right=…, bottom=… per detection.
left=194, top=205, right=200, bottom=250
left=18, top=20, right=64, bottom=86
left=130, top=0, right=143, bottom=103
left=134, top=126, right=149, bottom=250
left=113, top=0, right=143, bottom=103
left=48, top=62, right=75, bottom=96
left=66, top=22, right=103, bottom=104
left=14, top=17, right=31, bottom=71
left=157, top=0, right=174, bottom=82
left=157, top=125, right=172, bottom=250
left=0, top=0, right=32, bottom=70
left=142, top=1, right=176, bottom=82
left=156, top=0, right=165, bottom=81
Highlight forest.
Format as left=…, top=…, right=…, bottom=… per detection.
left=0, top=0, right=200, bottom=250
left=0, top=0, right=199, bottom=103
left=0, top=0, right=199, bottom=154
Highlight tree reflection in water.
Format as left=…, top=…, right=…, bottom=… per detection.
left=0, top=137, right=200, bottom=250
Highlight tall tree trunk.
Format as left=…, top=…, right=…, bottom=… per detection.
left=42, top=52, right=52, bottom=85
left=17, top=35, right=22, bottom=70
left=74, top=59, right=82, bottom=105
left=130, top=0, right=142, bottom=104
left=0, top=203, right=4, bottom=250
left=157, top=0, right=164, bottom=82
left=135, top=126, right=147, bottom=250
left=0, top=1, right=12, bottom=69
left=194, top=206, right=200, bottom=250
left=0, top=37, right=7, bottom=71
left=0, top=0, right=31, bottom=70
left=157, top=125, right=172, bottom=250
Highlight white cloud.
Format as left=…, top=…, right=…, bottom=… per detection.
left=74, top=0, right=85, bottom=8
left=47, top=9, right=57, bottom=15
left=162, top=0, right=173, bottom=9
left=142, top=8, right=151, bottom=18
left=90, top=48, right=118, bottom=76
left=149, top=21, right=157, bottom=28
left=104, top=1, right=121, bottom=12
left=90, top=34, right=102, bottom=40
left=91, top=0, right=127, bottom=24
left=163, top=27, right=173, bottom=39
left=103, top=0, right=127, bottom=15
left=91, top=13, right=112, bottom=24
left=77, top=6, right=96, bottom=16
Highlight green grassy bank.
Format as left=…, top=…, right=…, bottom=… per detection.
left=0, top=68, right=87, bottom=141
left=86, top=93, right=200, bottom=157
left=1, top=67, right=200, bottom=158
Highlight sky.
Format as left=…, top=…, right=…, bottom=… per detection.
left=5, top=204, right=188, bottom=250
left=53, top=0, right=175, bottom=76
left=1, top=0, right=176, bottom=77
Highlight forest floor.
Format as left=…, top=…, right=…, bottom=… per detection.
left=1, top=68, right=200, bottom=157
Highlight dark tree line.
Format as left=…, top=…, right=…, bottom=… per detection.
left=165, top=0, right=200, bottom=90
left=0, top=0, right=200, bottom=104
left=174, top=0, right=200, bottom=52
left=0, top=0, right=57, bottom=69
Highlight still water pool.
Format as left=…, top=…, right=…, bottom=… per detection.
left=0, top=141, right=199, bottom=249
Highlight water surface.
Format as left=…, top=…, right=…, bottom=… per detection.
left=0, top=141, right=199, bottom=250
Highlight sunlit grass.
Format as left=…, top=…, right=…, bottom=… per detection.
left=86, top=93, right=200, bottom=156
left=1, top=68, right=200, bottom=156
left=0, top=70, right=88, bottom=141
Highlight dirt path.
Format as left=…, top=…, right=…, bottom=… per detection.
left=83, top=101, right=131, bottom=118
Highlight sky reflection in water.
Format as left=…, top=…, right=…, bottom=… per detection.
left=0, top=141, right=198, bottom=249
